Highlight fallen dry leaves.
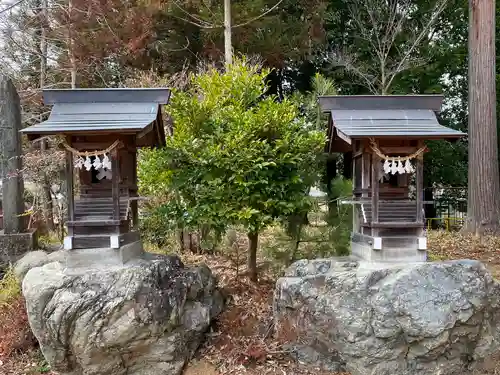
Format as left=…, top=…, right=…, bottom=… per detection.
left=0, top=296, right=37, bottom=358
left=0, top=349, right=55, bottom=375
left=181, top=253, right=346, bottom=375
left=186, top=231, right=500, bottom=375
left=428, top=230, right=500, bottom=278
left=0, top=296, right=50, bottom=375
left=4, top=231, right=500, bottom=375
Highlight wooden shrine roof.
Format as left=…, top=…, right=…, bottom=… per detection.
left=21, top=88, right=171, bottom=147
left=319, top=95, right=466, bottom=144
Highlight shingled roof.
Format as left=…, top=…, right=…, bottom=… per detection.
left=21, top=88, right=171, bottom=146
left=319, top=95, right=466, bottom=145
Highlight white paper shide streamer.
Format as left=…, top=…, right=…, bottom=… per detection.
left=380, top=158, right=416, bottom=176
left=73, top=152, right=113, bottom=180
left=370, top=138, right=425, bottom=178
left=102, top=154, right=112, bottom=170
left=83, top=156, right=93, bottom=171
left=74, top=156, right=84, bottom=169
left=92, top=156, right=103, bottom=170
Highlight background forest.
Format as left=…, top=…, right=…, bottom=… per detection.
left=0, top=1, right=499, bottom=374
left=0, top=0, right=482, bottom=276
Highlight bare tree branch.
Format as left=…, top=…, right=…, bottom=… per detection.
left=332, top=51, right=379, bottom=94
left=335, top=0, right=449, bottom=94
left=170, top=0, right=285, bottom=30
left=232, top=0, right=285, bottom=28
left=384, top=0, right=448, bottom=91
left=171, top=13, right=220, bottom=29
left=0, top=0, right=27, bottom=15
left=172, top=0, right=218, bottom=28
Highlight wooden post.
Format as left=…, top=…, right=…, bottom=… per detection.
left=416, top=144, right=424, bottom=223
left=371, top=154, right=379, bottom=225
left=131, top=151, right=138, bottom=229
left=112, top=149, right=120, bottom=222
left=0, top=76, right=25, bottom=234
left=65, top=150, right=75, bottom=223
left=352, top=145, right=360, bottom=233
left=361, top=146, right=370, bottom=196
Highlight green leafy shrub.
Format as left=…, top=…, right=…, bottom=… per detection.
left=138, top=58, right=325, bottom=280
left=261, top=178, right=353, bottom=271
left=139, top=206, right=178, bottom=247
left=325, top=177, right=353, bottom=256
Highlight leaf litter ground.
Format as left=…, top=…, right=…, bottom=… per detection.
left=4, top=231, right=500, bottom=375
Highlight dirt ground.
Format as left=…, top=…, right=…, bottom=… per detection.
left=184, top=231, right=500, bottom=375
left=3, top=231, right=500, bottom=375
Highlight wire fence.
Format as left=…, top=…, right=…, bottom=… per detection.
left=425, top=187, right=466, bottom=231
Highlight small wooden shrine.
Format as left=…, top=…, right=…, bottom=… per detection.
left=21, top=88, right=170, bottom=250
left=319, top=95, right=465, bottom=262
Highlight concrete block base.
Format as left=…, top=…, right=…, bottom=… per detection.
left=65, top=241, right=145, bottom=269
left=0, top=229, right=38, bottom=265
left=351, top=234, right=427, bottom=263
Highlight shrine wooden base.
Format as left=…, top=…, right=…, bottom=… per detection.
left=64, top=230, right=140, bottom=250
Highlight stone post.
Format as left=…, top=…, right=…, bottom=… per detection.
left=0, top=76, right=25, bottom=234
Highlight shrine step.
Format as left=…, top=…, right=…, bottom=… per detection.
left=74, top=201, right=127, bottom=220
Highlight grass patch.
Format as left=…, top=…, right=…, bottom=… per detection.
left=0, top=268, right=21, bottom=307
left=38, top=231, right=63, bottom=250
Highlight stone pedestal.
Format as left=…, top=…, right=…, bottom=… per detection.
left=64, top=241, right=145, bottom=269
left=274, top=257, right=500, bottom=375
left=20, top=250, right=224, bottom=375
left=0, top=76, right=25, bottom=234
left=0, top=229, right=38, bottom=265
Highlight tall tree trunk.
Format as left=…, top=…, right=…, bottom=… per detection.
left=326, top=155, right=338, bottom=193
left=224, top=0, right=232, bottom=67
left=277, top=69, right=284, bottom=101
left=247, top=231, right=258, bottom=282
left=464, top=0, right=500, bottom=234
left=68, top=0, right=77, bottom=88
left=40, top=142, right=54, bottom=232
left=40, top=0, right=47, bottom=90
left=39, top=0, right=54, bottom=231
left=326, top=154, right=338, bottom=219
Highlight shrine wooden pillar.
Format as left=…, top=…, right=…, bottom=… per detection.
left=131, top=151, right=139, bottom=229
left=63, top=145, right=75, bottom=250
left=416, top=140, right=424, bottom=224
left=65, top=150, right=75, bottom=224
left=371, top=153, right=380, bottom=231
left=111, top=148, right=120, bottom=222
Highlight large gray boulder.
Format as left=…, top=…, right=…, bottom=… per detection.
left=273, top=258, right=500, bottom=375
left=22, top=253, right=224, bottom=375
left=14, top=250, right=65, bottom=282
left=14, top=250, right=49, bottom=281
